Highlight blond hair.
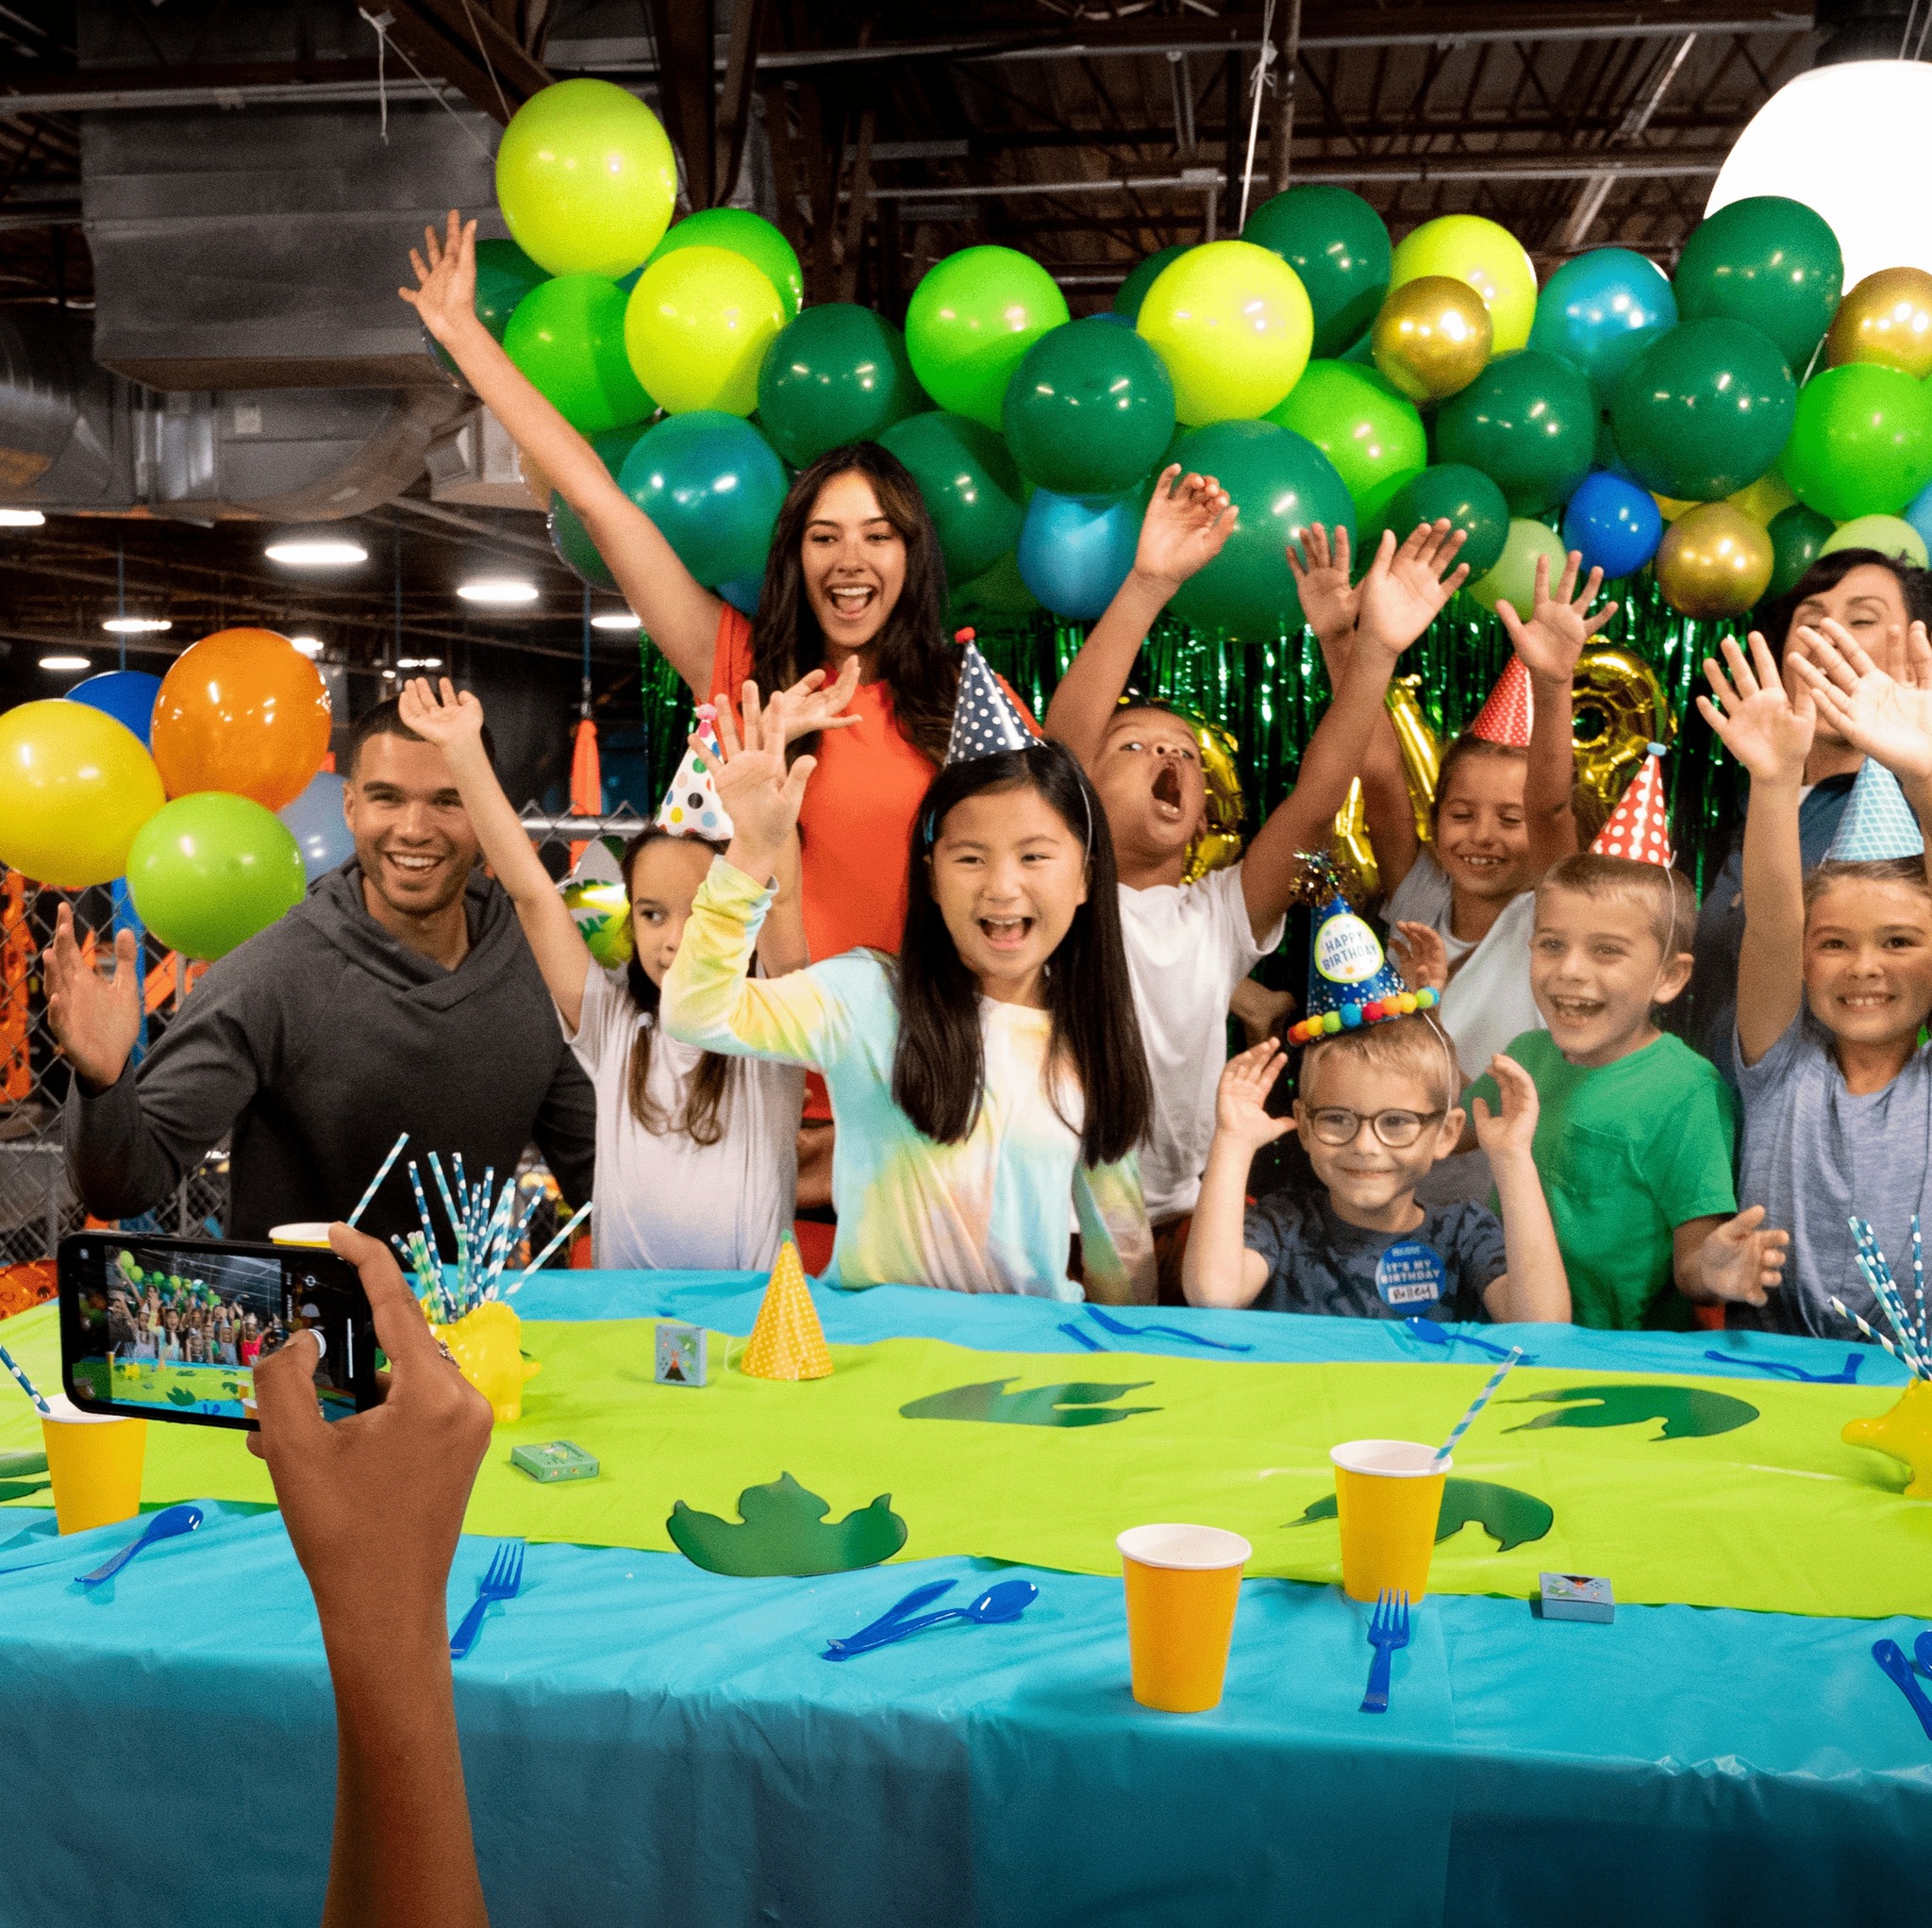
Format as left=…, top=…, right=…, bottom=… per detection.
left=1299, top=1012, right=1461, bottom=1114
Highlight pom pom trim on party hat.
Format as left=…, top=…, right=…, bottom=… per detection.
left=1284, top=852, right=1437, bottom=1044
left=1287, top=985, right=1440, bottom=1046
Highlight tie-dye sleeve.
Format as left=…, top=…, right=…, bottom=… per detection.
left=1072, top=1154, right=1156, bottom=1306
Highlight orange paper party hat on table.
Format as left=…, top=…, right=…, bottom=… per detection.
left=741, top=1233, right=833, bottom=1381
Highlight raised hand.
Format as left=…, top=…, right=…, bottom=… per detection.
left=1786, top=616, right=1932, bottom=783
left=1696, top=632, right=1816, bottom=784
left=43, top=906, right=142, bottom=1089
left=1214, top=1040, right=1293, bottom=1151
left=1694, top=1205, right=1789, bottom=1308
left=1356, top=519, right=1471, bottom=658
left=1497, top=549, right=1618, bottom=685
left=1133, top=466, right=1238, bottom=590
left=1285, top=522, right=1357, bottom=642
left=775, top=657, right=864, bottom=743
left=397, top=676, right=487, bottom=752
left=708, top=683, right=816, bottom=878
left=1469, top=1053, right=1540, bottom=1162
left=397, top=209, right=478, bottom=348
left=1389, top=919, right=1448, bottom=995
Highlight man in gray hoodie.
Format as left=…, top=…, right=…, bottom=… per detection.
left=51, top=701, right=596, bottom=1246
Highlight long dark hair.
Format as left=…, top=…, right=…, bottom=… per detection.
left=890, top=742, right=1151, bottom=1166
left=746, top=441, right=958, bottom=764
left=620, top=828, right=736, bottom=1145
left=1761, top=547, right=1932, bottom=662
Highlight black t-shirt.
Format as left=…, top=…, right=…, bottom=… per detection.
left=1241, top=1191, right=1507, bottom=1320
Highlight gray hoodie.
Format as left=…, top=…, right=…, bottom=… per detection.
left=65, top=863, right=597, bottom=1244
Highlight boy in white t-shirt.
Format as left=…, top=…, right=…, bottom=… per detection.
left=1044, top=470, right=1470, bottom=1298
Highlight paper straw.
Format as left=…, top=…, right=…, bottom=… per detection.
left=1913, top=1215, right=1927, bottom=1353
left=1851, top=1239, right=1927, bottom=1374
left=0, top=1340, right=50, bottom=1415
left=1829, top=1296, right=1925, bottom=1378
left=345, top=1131, right=409, bottom=1229
left=504, top=1200, right=593, bottom=1296
left=1433, top=1347, right=1524, bottom=1466
left=497, top=1187, right=547, bottom=1283
left=406, top=1162, right=442, bottom=1269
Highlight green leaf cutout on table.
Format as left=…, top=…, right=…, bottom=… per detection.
left=0, top=1479, right=51, bottom=1503
left=1505, top=1383, right=1759, bottom=1441
left=668, top=1472, right=908, bottom=1577
left=166, top=1387, right=199, bottom=1407
left=899, top=1378, right=1158, bottom=1428
left=1293, top=1477, right=1554, bottom=1554
left=0, top=1450, right=48, bottom=1482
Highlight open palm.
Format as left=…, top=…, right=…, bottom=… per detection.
left=1356, top=519, right=1470, bottom=656
left=1285, top=522, right=1357, bottom=639
left=398, top=209, right=477, bottom=346
left=1696, top=633, right=1815, bottom=783
left=1135, top=466, right=1236, bottom=588
left=1497, top=550, right=1616, bottom=682
left=1788, top=619, right=1932, bottom=782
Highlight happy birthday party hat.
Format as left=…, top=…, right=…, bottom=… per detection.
left=1590, top=742, right=1674, bottom=868
left=1467, top=656, right=1535, bottom=748
left=1286, top=871, right=1438, bottom=1046
left=655, top=705, right=735, bottom=840
left=740, top=1232, right=833, bottom=1382
left=946, top=632, right=1037, bottom=765
left=1826, top=756, right=1926, bottom=862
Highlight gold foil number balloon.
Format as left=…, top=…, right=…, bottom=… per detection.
left=1371, top=276, right=1493, bottom=405
left=1824, top=267, right=1932, bottom=380
left=1655, top=502, right=1774, bottom=619
left=1326, top=776, right=1380, bottom=902
left=1383, top=675, right=1442, bottom=844
left=1572, top=646, right=1674, bottom=824
left=1178, top=709, right=1246, bottom=885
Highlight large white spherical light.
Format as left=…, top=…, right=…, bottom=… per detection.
left=1708, top=60, right=1932, bottom=289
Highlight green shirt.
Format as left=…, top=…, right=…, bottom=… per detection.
left=1467, top=1029, right=1738, bottom=1331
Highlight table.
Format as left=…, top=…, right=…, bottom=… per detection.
left=3, top=1275, right=1928, bottom=1928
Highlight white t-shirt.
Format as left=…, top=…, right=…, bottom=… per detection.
left=1119, top=863, right=1283, bottom=1223
left=566, top=961, right=805, bottom=1272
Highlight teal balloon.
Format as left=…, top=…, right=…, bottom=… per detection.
left=1529, top=248, right=1677, bottom=400
left=1168, top=420, right=1354, bottom=640
left=1113, top=246, right=1187, bottom=324
left=1002, top=318, right=1175, bottom=498
left=756, top=303, right=927, bottom=468
left=550, top=423, right=654, bottom=591
left=1674, top=195, right=1844, bottom=372
left=504, top=274, right=653, bottom=434
left=617, top=411, right=787, bottom=587
left=1241, top=186, right=1392, bottom=359
left=1609, top=318, right=1796, bottom=502
left=1381, top=464, right=1511, bottom=579
left=126, top=792, right=306, bottom=961
left=1433, top=351, right=1597, bottom=516
left=1767, top=502, right=1833, bottom=596
left=878, top=410, right=1025, bottom=584
left=1016, top=489, right=1139, bottom=620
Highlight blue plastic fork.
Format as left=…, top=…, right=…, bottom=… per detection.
left=1703, top=1348, right=1863, bottom=1385
left=1873, top=1637, right=1932, bottom=1740
left=824, top=1579, right=958, bottom=1653
left=449, top=1538, right=525, bottom=1659
left=1401, top=1317, right=1530, bottom=1364
left=1084, top=1305, right=1255, bottom=1353
left=1359, top=1588, right=1411, bottom=1714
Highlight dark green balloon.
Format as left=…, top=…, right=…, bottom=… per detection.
left=756, top=303, right=927, bottom=468
left=1767, top=502, right=1835, bottom=599
left=1113, top=246, right=1187, bottom=324
left=1609, top=317, right=1796, bottom=502
left=475, top=239, right=550, bottom=340
left=1168, top=420, right=1354, bottom=640
left=1241, top=185, right=1393, bottom=359
left=878, top=410, right=1025, bottom=584
left=1674, top=195, right=1843, bottom=371
left=1434, top=351, right=1597, bottom=516
left=548, top=424, right=654, bottom=591
left=1002, top=317, right=1175, bottom=498
left=1382, top=463, right=1512, bottom=579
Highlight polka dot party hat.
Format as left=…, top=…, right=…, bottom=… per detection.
left=1467, top=655, right=1534, bottom=748
left=1590, top=741, right=1674, bottom=868
left=655, top=705, right=735, bottom=840
left=945, top=631, right=1038, bottom=765
left=1825, top=753, right=1925, bottom=863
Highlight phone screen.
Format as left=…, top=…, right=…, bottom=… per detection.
left=58, top=1235, right=377, bottom=1431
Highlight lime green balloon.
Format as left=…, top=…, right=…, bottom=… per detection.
left=1469, top=518, right=1569, bottom=621
left=906, top=246, right=1070, bottom=430
left=1113, top=246, right=1187, bottom=324
left=756, top=303, right=927, bottom=467
left=504, top=275, right=653, bottom=435
left=1138, top=240, right=1314, bottom=426
left=1434, top=351, right=1596, bottom=516
left=1674, top=195, right=1843, bottom=372
left=126, top=792, right=306, bottom=961
left=1241, top=186, right=1392, bottom=359
left=1265, top=360, right=1424, bottom=513
left=494, top=78, right=677, bottom=278
left=648, top=208, right=803, bottom=318
left=1383, top=463, right=1512, bottom=579
left=878, top=410, right=1025, bottom=582
left=1782, top=364, right=1932, bottom=520
left=1003, top=318, right=1176, bottom=497
left=1391, top=214, right=1538, bottom=354
left=624, top=245, right=785, bottom=416
left=1823, top=513, right=1930, bottom=569
left=1766, top=502, right=1834, bottom=596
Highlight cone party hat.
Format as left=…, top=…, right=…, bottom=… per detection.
left=1287, top=873, right=1438, bottom=1046
left=946, top=635, right=1037, bottom=764
left=656, top=705, right=735, bottom=839
left=1590, top=742, right=1674, bottom=867
left=740, top=1232, right=833, bottom=1381
left=1826, top=755, right=1925, bottom=862
left=1467, top=656, right=1534, bottom=747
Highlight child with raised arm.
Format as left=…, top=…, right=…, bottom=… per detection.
left=396, top=677, right=806, bottom=1272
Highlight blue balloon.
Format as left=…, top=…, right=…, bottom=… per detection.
left=1904, top=478, right=1932, bottom=561
left=1561, top=470, right=1663, bottom=580
left=718, top=572, right=763, bottom=615
left=65, top=670, right=164, bottom=748
left=1529, top=249, right=1677, bottom=400
left=1016, top=489, right=1139, bottom=621
left=277, top=772, right=353, bottom=886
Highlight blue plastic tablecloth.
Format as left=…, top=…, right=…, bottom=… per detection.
left=3, top=1274, right=1927, bottom=1928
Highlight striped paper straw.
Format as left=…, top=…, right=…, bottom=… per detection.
left=345, top=1131, right=409, bottom=1229
left=0, top=1340, right=50, bottom=1415
left=1433, top=1347, right=1524, bottom=1466
left=1912, top=1216, right=1927, bottom=1354
left=1849, top=1223, right=1928, bottom=1373
left=504, top=1200, right=593, bottom=1297
left=406, top=1163, right=442, bottom=1270
left=1829, top=1296, right=1926, bottom=1379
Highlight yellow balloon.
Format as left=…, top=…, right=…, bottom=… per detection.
left=0, top=700, right=166, bottom=889
left=1823, top=513, right=1930, bottom=567
left=1137, top=240, right=1313, bottom=424
left=1824, top=267, right=1932, bottom=380
left=1726, top=472, right=1796, bottom=526
left=1371, top=275, right=1493, bottom=403
left=623, top=244, right=785, bottom=416
left=1572, top=646, right=1674, bottom=827
left=1390, top=214, right=1538, bottom=354
left=1656, top=503, right=1773, bottom=619
left=1652, top=492, right=1700, bottom=524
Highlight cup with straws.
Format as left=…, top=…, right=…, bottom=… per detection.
left=2, top=1341, right=146, bottom=1536
left=1836, top=1217, right=1932, bottom=1498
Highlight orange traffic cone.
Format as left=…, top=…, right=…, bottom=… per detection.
left=741, top=1233, right=833, bottom=1381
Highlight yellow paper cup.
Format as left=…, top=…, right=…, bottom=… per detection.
left=1117, top=1522, right=1251, bottom=1713
left=269, top=1222, right=334, bottom=1249
left=40, top=1394, right=147, bottom=1536
left=1330, top=1439, right=1448, bottom=1604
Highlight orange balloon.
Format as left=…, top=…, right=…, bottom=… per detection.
left=152, top=627, right=332, bottom=811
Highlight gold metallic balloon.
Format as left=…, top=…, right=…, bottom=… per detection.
left=1143, top=706, right=1243, bottom=885
left=1326, top=775, right=1380, bottom=902
left=1655, top=502, right=1774, bottom=620
left=1371, top=275, right=1493, bottom=405
left=1383, top=675, right=1442, bottom=844
left=1825, top=267, right=1932, bottom=379
left=1571, top=645, right=1674, bottom=824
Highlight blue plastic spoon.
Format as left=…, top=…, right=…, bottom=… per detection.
left=824, top=1579, right=958, bottom=1653
left=74, top=1504, right=203, bottom=1588
left=1401, top=1317, right=1532, bottom=1364
left=823, top=1580, right=1038, bottom=1660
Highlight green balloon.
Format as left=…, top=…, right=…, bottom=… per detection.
left=878, top=410, right=1026, bottom=583
left=756, top=303, right=927, bottom=468
left=1265, top=360, right=1425, bottom=513
left=1113, top=246, right=1187, bottom=324
left=1782, top=364, right=1932, bottom=521
left=504, top=274, right=653, bottom=435
left=126, top=793, right=306, bottom=962
left=1002, top=317, right=1176, bottom=498
left=1383, top=463, right=1512, bottom=579
left=1241, top=186, right=1392, bottom=359
left=950, top=548, right=1041, bottom=623
left=475, top=239, right=549, bottom=340
left=905, top=246, right=1070, bottom=430
left=1168, top=420, right=1355, bottom=640
left=648, top=208, right=804, bottom=318
left=549, top=424, right=654, bottom=591
left=1434, top=351, right=1597, bottom=516
left=1608, top=318, right=1795, bottom=502
left=1766, top=502, right=1834, bottom=596
left=1469, top=518, right=1569, bottom=622
left=1674, top=195, right=1843, bottom=372
left=618, top=411, right=789, bottom=588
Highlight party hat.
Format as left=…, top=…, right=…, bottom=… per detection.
left=1590, top=741, right=1674, bottom=867
left=946, top=635, right=1037, bottom=765
left=740, top=1232, right=833, bottom=1381
left=1826, top=756, right=1925, bottom=862
left=655, top=705, right=734, bottom=840
left=1287, top=880, right=1437, bottom=1046
left=1468, top=656, right=1534, bottom=748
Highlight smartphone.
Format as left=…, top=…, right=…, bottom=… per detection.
left=58, top=1233, right=380, bottom=1432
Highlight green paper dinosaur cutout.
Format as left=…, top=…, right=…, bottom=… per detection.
left=0, top=1450, right=48, bottom=1482
left=1505, top=1383, right=1758, bottom=1440
left=0, top=1479, right=51, bottom=1503
left=1292, top=1476, right=1555, bottom=1553
left=166, top=1387, right=199, bottom=1407
left=899, top=1377, right=1158, bottom=1427
left=667, top=1472, right=908, bottom=1577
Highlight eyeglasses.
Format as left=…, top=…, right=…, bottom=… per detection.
left=1300, top=1105, right=1444, bottom=1149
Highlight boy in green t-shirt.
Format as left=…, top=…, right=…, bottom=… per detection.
left=1467, top=850, right=1788, bottom=1328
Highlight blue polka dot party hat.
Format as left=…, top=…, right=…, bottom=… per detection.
left=1287, top=868, right=1436, bottom=1045
left=654, top=705, right=735, bottom=840
left=1825, top=753, right=1924, bottom=863
left=945, top=631, right=1037, bottom=764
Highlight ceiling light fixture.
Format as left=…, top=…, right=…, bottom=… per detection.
left=40, top=654, right=91, bottom=672
left=265, top=534, right=369, bottom=567
left=395, top=656, right=444, bottom=670
left=0, top=507, right=45, bottom=527
left=457, top=577, right=539, bottom=607
left=289, top=636, right=325, bottom=657
left=101, top=615, right=174, bottom=635
left=590, top=610, right=642, bottom=631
